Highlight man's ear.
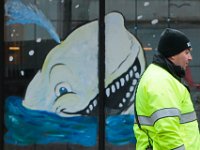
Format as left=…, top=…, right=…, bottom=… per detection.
left=168, top=55, right=176, bottom=61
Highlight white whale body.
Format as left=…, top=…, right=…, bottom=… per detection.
left=23, top=12, right=145, bottom=117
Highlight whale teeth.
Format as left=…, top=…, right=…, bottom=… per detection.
left=129, top=69, right=133, bottom=78
left=132, top=79, right=137, bottom=85
left=126, top=92, right=131, bottom=98
left=89, top=104, right=93, bottom=111
left=125, top=74, right=129, bottom=82
left=119, top=103, right=123, bottom=108
left=86, top=99, right=98, bottom=114
left=82, top=59, right=141, bottom=115
left=135, top=72, right=140, bottom=78
left=115, top=81, right=120, bottom=90
left=133, top=66, right=137, bottom=72
left=111, top=85, right=116, bottom=93
left=120, top=78, right=125, bottom=87
left=86, top=109, right=90, bottom=114
left=130, top=91, right=136, bottom=102
left=122, top=98, right=126, bottom=103
left=93, top=99, right=97, bottom=107
left=129, top=85, right=134, bottom=92
left=106, top=88, right=110, bottom=97
left=103, top=64, right=140, bottom=110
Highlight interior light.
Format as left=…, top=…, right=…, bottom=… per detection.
left=143, top=47, right=152, bottom=51
left=9, top=46, right=20, bottom=51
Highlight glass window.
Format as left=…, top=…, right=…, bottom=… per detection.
left=3, top=0, right=200, bottom=150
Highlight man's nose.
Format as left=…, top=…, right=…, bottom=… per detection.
left=189, top=53, right=192, bottom=60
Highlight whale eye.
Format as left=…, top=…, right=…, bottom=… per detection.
left=55, top=82, right=72, bottom=97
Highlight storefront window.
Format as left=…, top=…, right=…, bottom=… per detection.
left=2, top=0, right=200, bottom=150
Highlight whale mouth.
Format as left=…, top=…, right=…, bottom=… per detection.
left=60, top=57, right=141, bottom=116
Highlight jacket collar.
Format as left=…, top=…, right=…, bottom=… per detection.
left=152, top=54, right=185, bottom=82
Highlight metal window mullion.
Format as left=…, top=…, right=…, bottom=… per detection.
left=0, top=0, right=5, bottom=150
left=98, top=0, right=105, bottom=150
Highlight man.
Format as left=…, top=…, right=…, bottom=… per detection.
left=133, top=28, right=200, bottom=150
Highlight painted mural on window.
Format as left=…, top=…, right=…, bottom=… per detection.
left=4, top=0, right=146, bottom=147
left=5, top=0, right=60, bottom=43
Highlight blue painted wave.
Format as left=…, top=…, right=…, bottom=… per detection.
left=106, top=115, right=136, bottom=145
left=4, top=96, right=136, bottom=146
left=5, top=0, right=60, bottom=43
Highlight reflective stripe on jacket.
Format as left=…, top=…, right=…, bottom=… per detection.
left=133, top=64, right=200, bottom=150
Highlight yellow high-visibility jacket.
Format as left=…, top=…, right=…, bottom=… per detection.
left=134, top=64, right=200, bottom=150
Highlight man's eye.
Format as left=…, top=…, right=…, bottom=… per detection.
left=185, top=50, right=191, bottom=54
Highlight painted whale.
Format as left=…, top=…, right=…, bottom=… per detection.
left=23, top=12, right=145, bottom=117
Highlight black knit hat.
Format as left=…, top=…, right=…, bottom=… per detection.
left=158, top=28, right=192, bottom=57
